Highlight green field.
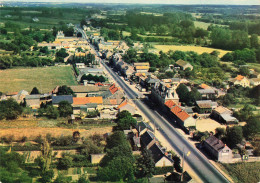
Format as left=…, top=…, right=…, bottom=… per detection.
left=0, top=66, right=77, bottom=93
left=194, top=21, right=228, bottom=30
left=221, top=162, right=260, bottom=183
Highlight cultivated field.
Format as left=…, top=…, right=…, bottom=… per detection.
left=151, top=45, right=230, bottom=57
left=0, top=66, right=77, bottom=93
left=221, top=162, right=260, bottom=183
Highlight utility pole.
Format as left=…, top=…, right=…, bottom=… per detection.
left=181, top=147, right=185, bottom=182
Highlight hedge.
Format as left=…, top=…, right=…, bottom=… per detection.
left=154, top=166, right=173, bottom=175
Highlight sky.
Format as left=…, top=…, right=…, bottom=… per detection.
left=1, top=0, right=260, bottom=5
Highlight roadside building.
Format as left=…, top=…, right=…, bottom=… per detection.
left=117, top=100, right=136, bottom=115
left=203, top=135, right=232, bottom=162
left=25, top=95, right=41, bottom=109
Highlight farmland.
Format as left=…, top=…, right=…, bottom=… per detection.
left=0, top=66, right=77, bottom=93
left=0, top=118, right=113, bottom=141
left=221, top=162, right=260, bottom=183
left=151, top=44, right=231, bottom=57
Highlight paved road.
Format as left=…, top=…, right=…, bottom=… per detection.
left=78, top=27, right=230, bottom=183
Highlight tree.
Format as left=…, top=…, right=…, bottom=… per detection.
left=250, top=34, right=259, bottom=48
left=176, top=84, right=189, bottom=104
left=45, top=105, right=59, bottom=119
left=57, top=156, right=72, bottom=170
left=226, top=126, right=243, bottom=148
left=135, top=149, right=155, bottom=178
left=243, top=117, right=260, bottom=139
left=236, top=104, right=254, bottom=122
left=0, top=98, right=23, bottom=120
left=116, top=110, right=132, bottom=120
left=57, top=85, right=74, bottom=96
left=98, top=156, right=135, bottom=182
left=210, top=28, right=231, bottom=50
left=105, top=131, right=127, bottom=150
left=215, top=127, right=226, bottom=139
left=116, top=117, right=137, bottom=131
left=221, top=52, right=234, bottom=62
left=239, top=67, right=250, bottom=76
left=56, top=48, right=69, bottom=58
left=222, top=93, right=237, bottom=106
left=172, top=155, right=182, bottom=173
left=58, top=101, right=73, bottom=117
left=31, top=87, right=40, bottom=94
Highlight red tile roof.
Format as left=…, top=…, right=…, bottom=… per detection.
left=235, top=75, right=245, bottom=81
left=165, top=100, right=176, bottom=109
left=73, top=97, right=103, bottom=105
left=109, top=84, right=118, bottom=94
left=171, top=106, right=190, bottom=121
left=117, top=100, right=128, bottom=109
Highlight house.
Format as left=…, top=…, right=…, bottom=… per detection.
left=203, top=135, right=232, bottom=162
left=69, top=85, right=109, bottom=97
left=72, top=96, right=103, bottom=115
left=149, top=143, right=173, bottom=167
left=151, top=81, right=179, bottom=108
left=198, top=89, right=217, bottom=100
left=141, top=131, right=158, bottom=150
left=137, top=122, right=154, bottom=136
left=195, top=100, right=218, bottom=114
left=25, top=95, right=41, bottom=109
left=52, top=95, right=73, bottom=107
left=250, top=78, right=260, bottom=86
left=211, top=106, right=238, bottom=124
left=175, top=59, right=193, bottom=71
left=170, top=105, right=196, bottom=131
left=134, top=62, right=150, bottom=73
left=117, top=100, right=136, bottom=115
left=229, top=75, right=250, bottom=87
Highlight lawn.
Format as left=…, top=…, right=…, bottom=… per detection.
left=194, top=21, right=228, bottom=30
left=151, top=45, right=231, bottom=58
left=221, top=162, right=260, bottom=183
left=0, top=66, right=77, bottom=93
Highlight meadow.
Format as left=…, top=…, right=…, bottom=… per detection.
left=151, top=44, right=231, bottom=57
left=0, top=66, right=77, bottom=93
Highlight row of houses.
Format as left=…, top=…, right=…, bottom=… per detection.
left=1, top=84, right=136, bottom=119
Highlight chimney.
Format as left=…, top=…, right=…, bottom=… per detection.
left=167, top=153, right=172, bottom=159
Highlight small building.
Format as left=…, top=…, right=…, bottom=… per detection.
left=25, top=95, right=41, bottom=109
left=203, top=135, right=232, bottom=162
left=175, top=59, right=193, bottom=71
left=117, top=100, right=136, bottom=115
left=137, top=122, right=154, bottom=136
left=211, top=106, right=238, bottom=124
left=134, top=62, right=150, bottom=73
left=52, top=95, right=73, bottom=107
left=76, top=63, right=86, bottom=69
left=90, top=154, right=106, bottom=164
left=195, top=100, right=218, bottom=114
left=149, top=143, right=173, bottom=167
left=198, top=89, right=217, bottom=100
left=250, top=78, right=260, bottom=86
left=229, top=75, right=250, bottom=88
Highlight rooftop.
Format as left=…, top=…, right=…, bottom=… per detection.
left=170, top=106, right=190, bottom=121
left=73, top=97, right=103, bottom=105
left=52, top=95, right=73, bottom=104
left=204, top=135, right=226, bottom=152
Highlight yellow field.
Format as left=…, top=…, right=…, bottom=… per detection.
left=0, top=66, right=77, bottom=93
left=152, top=45, right=230, bottom=58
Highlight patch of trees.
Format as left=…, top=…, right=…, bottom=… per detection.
left=55, top=48, right=69, bottom=63
left=69, top=53, right=96, bottom=66
left=0, top=55, right=53, bottom=69
left=114, top=110, right=137, bottom=131
left=176, top=84, right=202, bottom=106
left=0, top=98, right=23, bottom=120
left=57, top=85, right=74, bottom=96
left=80, top=74, right=106, bottom=83
left=221, top=48, right=258, bottom=64
left=210, top=27, right=259, bottom=51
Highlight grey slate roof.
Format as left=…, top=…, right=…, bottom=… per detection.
left=25, top=95, right=41, bottom=100
left=52, top=95, right=73, bottom=104
left=138, top=122, right=153, bottom=132
left=141, top=131, right=157, bottom=146
left=204, top=135, right=225, bottom=152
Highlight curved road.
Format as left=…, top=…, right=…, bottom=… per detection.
left=78, top=27, right=230, bottom=183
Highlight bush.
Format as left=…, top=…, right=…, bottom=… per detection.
left=153, top=166, right=173, bottom=175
